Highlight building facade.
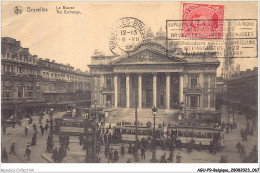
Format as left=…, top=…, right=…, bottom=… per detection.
left=225, top=67, right=258, bottom=116
left=88, top=30, right=220, bottom=112
left=1, top=37, right=92, bottom=119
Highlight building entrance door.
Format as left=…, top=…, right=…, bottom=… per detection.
left=146, top=89, right=153, bottom=107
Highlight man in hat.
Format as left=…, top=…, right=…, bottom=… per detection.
left=108, top=148, right=113, bottom=163
left=113, top=149, right=119, bottom=162
left=9, top=143, right=16, bottom=155
left=121, top=144, right=125, bottom=157
left=24, top=127, right=28, bottom=136
left=24, top=144, right=31, bottom=160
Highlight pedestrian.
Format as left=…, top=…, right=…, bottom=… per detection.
left=108, top=149, right=113, bottom=163
left=41, top=126, right=45, bottom=136
left=33, top=123, right=37, bottom=133
left=240, top=145, right=246, bottom=158
left=226, top=126, right=229, bottom=134
left=236, top=142, right=241, bottom=153
left=167, top=150, right=174, bottom=162
left=3, top=124, right=6, bottom=135
left=45, top=124, right=49, bottom=132
left=141, top=146, right=145, bottom=159
left=82, top=136, right=87, bottom=150
left=105, top=144, right=109, bottom=158
left=24, top=144, right=31, bottom=160
left=128, top=143, right=132, bottom=154
left=24, top=127, right=28, bottom=136
left=2, top=147, right=8, bottom=161
left=113, top=149, right=119, bottom=162
left=120, top=144, right=125, bottom=157
left=52, top=147, right=58, bottom=163
left=79, top=134, right=83, bottom=145
left=160, top=153, right=167, bottom=163
left=9, top=143, right=15, bottom=155
left=176, top=153, right=182, bottom=163
left=198, top=141, right=202, bottom=152
left=108, top=133, right=112, bottom=144
left=104, top=133, right=108, bottom=144
left=64, top=134, right=70, bottom=151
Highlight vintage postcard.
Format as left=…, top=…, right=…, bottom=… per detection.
left=1, top=1, right=259, bottom=172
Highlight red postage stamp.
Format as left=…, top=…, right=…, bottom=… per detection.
left=181, top=3, right=224, bottom=39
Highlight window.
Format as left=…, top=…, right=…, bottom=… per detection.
left=207, top=132, right=213, bottom=139
left=190, top=95, right=198, bottom=108
left=20, top=55, right=23, bottom=61
left=190, top=75, right=198, bottom=88
left=106, top=77, right=112, bottom=88
left=18, top=86, right=23, bottom=98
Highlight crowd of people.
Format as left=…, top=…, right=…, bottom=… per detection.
left=1, top=108, right=258, bottom=164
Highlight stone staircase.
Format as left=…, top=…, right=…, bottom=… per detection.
left=106, top=108, right=179, bottom=126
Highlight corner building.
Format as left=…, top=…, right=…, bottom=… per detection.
left=88, top=30, right=220, bottom=112
left=1, top=37, right=91, bottom=119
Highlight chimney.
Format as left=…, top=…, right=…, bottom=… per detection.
left=52, top=60, right=55, bottom=63
left=45, top=58, right=50, bottom=62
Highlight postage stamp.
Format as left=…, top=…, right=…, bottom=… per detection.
left=181, top=3, right=225, bottom=39
left=109, top=17, right=147, bottom=55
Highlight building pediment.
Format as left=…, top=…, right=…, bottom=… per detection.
left=184, top=87, right=203, bottom=94
left=111, top=47, right=185, bottom=65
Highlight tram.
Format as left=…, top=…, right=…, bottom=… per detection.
left=168, top=125, right=224, bottom=146
left=113, top=125, right=164, bottom=142
left=54, top=117, right=85, bottom=135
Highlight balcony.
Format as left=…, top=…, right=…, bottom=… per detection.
left=28, top=74, right=37, bottom=78
left=2, top=72, right=16, bottom=76
left=2, top=98, right=45, bottom=103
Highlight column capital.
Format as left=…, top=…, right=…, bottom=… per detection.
left=165, top=72, right=171, bottom=77
left=152, top=72, right=157, bottom=77
left=137, top=73, right=143, bottom=77
left=125, top=73, right=130, bottom=77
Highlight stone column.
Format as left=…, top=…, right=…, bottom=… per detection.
left=166, top=73, right=170, bottom=109
left=126, top=74, right=130, bottom=108
left=208, top=75, right=211, bottom=108
left=94, top=76, right=97, bottom=101
left=179, top=73, right=184, bottom=104
left=138, top=74, right=142, bottom=108
left=153, top=73, right=157, bottom=107
left=114, top=75, right=118, bottom=107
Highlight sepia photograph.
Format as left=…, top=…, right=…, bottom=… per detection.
left=1, top=1, right=259, bottom=172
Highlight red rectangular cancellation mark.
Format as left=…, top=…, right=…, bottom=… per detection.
left=182, top=3, right=224, bottom=39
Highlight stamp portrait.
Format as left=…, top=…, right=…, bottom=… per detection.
left=181, top=3, right=224, bottom=39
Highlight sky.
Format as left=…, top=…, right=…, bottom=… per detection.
left=1, top=1, right=258, bottom=75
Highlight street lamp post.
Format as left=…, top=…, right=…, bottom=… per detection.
left=151, top=105, right=158, bottom=162
left=94, top=100, right=97, bottom=122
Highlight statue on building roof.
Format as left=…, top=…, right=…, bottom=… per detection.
left=145, top=27, right=154, bottom=40
left=155, top=27, right=166, bottom=40
left=93, top=49, right=104, bottom=56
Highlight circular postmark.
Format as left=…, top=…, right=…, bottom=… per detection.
left=109, top=17, right=147, bottom=55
